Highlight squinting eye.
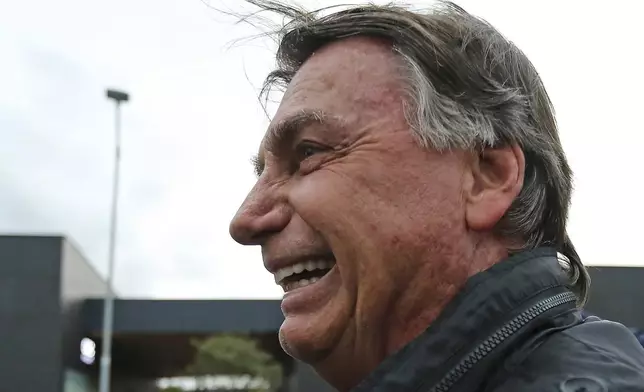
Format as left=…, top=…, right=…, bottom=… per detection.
left=302, top=146, right=318, bottom=158
left=292, top=142, right=329, bottom=174
left=296, top=143, right=326, bottom=161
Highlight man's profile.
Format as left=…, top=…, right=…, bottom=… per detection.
left=229, top=1, right=644, bottom=391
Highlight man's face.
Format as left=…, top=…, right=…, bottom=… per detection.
left=230, top=38, right=472, bottom=380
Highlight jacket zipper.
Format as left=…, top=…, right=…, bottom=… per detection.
left=428, top=291, right=577, bottom=392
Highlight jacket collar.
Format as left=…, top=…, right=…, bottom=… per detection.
left=352, top=248, right=576, bottom=391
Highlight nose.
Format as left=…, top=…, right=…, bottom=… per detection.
left=229, top=182, right=291, bottom=246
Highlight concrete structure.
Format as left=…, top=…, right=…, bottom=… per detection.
left=0, top=234, right=642, bottom=392
left=0, top=235, right=333, bottom=392
left=584, top=265, right=644, bottom=328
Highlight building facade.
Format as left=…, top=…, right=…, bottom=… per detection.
left=0, top=235, right=642, bottom=392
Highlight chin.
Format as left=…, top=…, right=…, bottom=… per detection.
left=277, top=264, right=351, bottom=361
left=278, top=317, right=334, bottom=364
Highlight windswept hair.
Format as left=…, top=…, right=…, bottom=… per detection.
left=238, top=0, right=589, bottom=304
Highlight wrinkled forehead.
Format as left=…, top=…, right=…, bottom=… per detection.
left=282, top=37, right=400, bottom=104
left=258, top=37, right=406, bottom=153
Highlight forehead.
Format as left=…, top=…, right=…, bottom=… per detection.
left=259, top=37, right=405, bottom=150
left=283, top=37, right=401, bottom=114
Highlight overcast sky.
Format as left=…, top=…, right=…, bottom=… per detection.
left=0, top=0, right=642, bottom=299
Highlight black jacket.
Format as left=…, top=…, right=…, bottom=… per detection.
left=352, top=248, right=644, bottom=391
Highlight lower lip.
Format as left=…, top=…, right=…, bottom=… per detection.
left=280, top=265, right=339, bottom=315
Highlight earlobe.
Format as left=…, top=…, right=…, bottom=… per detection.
left=465, top=145, right=525, bottom=231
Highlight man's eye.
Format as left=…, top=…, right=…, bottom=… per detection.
left=295, top=143, right=326, bottom=161
left=292, top=142, right=329, bottom=174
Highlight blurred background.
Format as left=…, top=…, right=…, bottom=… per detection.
left=0, top=0, right=642, bottom=391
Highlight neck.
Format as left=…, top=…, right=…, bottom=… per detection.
left=314, top=238, right=508, bottom=391
left=384, top=237, right=508, bottom=354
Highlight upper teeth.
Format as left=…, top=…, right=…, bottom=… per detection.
left=274, top=259, right=334, bottom=284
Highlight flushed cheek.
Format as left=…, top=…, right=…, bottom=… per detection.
left=288, top=178, right=364, bottom=284
left=288, top=173, right=364, bottom=234
left=290, top=173, right=399, bottom=264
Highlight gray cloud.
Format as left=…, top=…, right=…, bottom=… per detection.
left=1, top=0, right=642, bottom=302
left=0, top=0, right=282, bottom=298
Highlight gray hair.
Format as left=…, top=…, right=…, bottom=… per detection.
left=241, top=0, right=589, bottom=304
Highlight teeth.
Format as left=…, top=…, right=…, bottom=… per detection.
left=305, top=260, right=316, bottom=271
left=282, top=277, right=321, bottom=292
left=274, top=259, right=334, bottom=285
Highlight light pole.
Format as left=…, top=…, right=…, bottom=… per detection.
left=99, top=88, right=129, bottom=392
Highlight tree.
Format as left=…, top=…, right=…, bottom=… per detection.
left=185, top=334, right=283, bottom=392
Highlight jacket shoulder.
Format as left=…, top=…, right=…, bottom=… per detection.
left=489, top=319, right=644, bottom=391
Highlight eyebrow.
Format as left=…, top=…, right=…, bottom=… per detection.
left=252, top=109, right=330, bottom=177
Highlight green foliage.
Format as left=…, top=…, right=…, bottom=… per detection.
left=186, top=334, right=283, bottom=392
left=159, top=388, right=183, bottom=392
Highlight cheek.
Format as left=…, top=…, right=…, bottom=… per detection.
left=289, top=159, right=466, bottom=245
left=287, top=172, right=379, bottom=289
left=288, top=158, right=466, bottom=264
left=288, top=171, right=363, bottom=234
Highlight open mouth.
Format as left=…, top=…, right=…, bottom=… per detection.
left=275, top=257, right=335, bottom=292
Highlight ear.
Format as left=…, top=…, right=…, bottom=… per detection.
left=464, top=145, right=525, bottom=231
